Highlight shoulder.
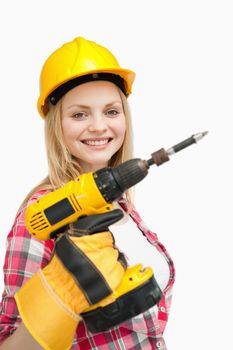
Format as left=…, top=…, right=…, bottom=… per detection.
left=2, top=189, right=54, bottom=296
left=6, top=189, right=54, bottom=254
left=26, top=188, right=51, bottom=207
left=11, top=189, right=50, bottom=233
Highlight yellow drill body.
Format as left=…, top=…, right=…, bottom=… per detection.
left=26, top=172, right=113, bottom=241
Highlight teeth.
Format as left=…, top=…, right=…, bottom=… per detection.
left=84, top=139, right=109, bottom=146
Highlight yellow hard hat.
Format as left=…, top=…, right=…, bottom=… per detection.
left=38, top=37, right=136, bottom=117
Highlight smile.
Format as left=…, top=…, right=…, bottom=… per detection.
left=81, top=138, right=112, bottom=146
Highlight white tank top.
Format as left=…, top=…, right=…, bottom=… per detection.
left=110, top=211, right=170, bottom=291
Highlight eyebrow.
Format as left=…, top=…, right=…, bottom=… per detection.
left=66, top=101, right=122, bottom=111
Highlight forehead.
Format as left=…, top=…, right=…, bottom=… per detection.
left=61, top=80, right=122, bottom=108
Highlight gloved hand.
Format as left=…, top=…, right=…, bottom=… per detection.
left=15, top=209, right=126, bottom=350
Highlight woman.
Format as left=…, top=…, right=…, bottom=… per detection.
left=0, top=37, right=175, bottom=349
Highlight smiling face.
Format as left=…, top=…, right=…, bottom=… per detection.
left=61, top=80, right=126, bottom=172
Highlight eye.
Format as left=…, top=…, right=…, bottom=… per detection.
left=106, top=109, right=120, bottom=117
left=72, top=112, right=88, bottom=120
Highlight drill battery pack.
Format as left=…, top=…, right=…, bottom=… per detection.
left=81, top=264, right=162, bottom=333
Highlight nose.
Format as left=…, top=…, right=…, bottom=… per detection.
left=88, top=114, right=107, bottom=133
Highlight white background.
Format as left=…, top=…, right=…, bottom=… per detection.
left=0, top=1, right=232, bottom=349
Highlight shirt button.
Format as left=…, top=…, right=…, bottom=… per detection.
left=160, top=307, right=165, bottom=312
left=156, top=340, right=164, bottom=348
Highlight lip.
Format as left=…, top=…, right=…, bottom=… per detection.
left=81, top=137, right=113, bottom=142
left=81, top=137, right=113, bottom=149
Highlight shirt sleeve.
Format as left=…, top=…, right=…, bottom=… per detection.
left=0, top=191, right=54, bottom=342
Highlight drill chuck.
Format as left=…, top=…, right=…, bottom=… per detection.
left=94, top=159, right=149, bottom=202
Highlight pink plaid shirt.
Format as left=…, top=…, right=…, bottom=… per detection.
left=0, top=190, right=175, bottom=349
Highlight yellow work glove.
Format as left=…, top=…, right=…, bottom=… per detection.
left=15, top=209, right=126, bottom=350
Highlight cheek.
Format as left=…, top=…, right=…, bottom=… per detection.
left=114, top=117, right=126, bottom=139
left=62, top=120, right=81, bottom=143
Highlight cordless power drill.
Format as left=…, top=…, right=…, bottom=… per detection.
left=25, top=132, right=207, bottom=332
left=25, top=148, right=170, bottom=332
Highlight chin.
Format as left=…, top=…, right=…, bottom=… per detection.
left=93, top=161, right=109, bottom=169
left=80, top=159, right=109, bottom=173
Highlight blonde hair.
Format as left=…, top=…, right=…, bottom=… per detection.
left=21, top=88, right=134, bottom=207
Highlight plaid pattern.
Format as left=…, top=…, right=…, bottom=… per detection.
left=0, top=191, right=175, bottom=349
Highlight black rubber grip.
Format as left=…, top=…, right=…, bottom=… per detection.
left=72, top=210, right=123, bottom=235
left=44, top=198, right=75, bottom=225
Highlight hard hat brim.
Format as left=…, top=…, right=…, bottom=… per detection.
left=38, top=68, right=135, bottom=118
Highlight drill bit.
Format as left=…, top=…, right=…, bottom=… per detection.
left=166, top=131, right=208, bottom=155
left=147, top=131, right=208, bottom=167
